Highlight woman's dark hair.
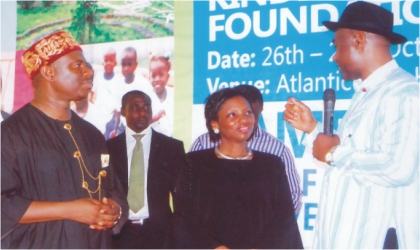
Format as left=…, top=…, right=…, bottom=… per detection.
left=234, top=85, right=263, bottom=104
left=204, top=88, right=251, bottom=142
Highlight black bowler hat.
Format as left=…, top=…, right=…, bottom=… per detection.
left=322, top=1, right=407, bottom=44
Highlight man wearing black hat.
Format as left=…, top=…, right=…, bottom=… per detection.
left=284, top=2, right=419, bottom=249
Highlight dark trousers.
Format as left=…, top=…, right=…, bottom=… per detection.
left=383, top=228, right=398, bottom=249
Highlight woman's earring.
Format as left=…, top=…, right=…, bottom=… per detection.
left=214, top=128, right=219, bottom=134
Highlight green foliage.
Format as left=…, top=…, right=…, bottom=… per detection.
left=16, top=0, right=174, bottom=47
left=121, top=17, right=173, bottom=37
left=68, top=1, right=101, bottom=44
left=140, top=1, right=174, bottom=23
left=92, top=24, right=146, bottom=43
left=17, top=4, right=74, bottom=34
left=43, top=1, right=54, bottom=8
left=17, top=1, right=35, bottom=10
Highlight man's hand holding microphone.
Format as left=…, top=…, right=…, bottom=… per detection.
left=283, top=89, right=340, bottom=163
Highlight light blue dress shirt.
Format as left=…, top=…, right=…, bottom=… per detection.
left=307, top=60, right=419, bottom=249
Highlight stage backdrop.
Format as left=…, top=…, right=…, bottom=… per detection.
left=190, top=0, right=419, bottom=247
left=7, top=0, right=175, bottom=138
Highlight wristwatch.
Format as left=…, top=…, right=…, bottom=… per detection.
left=325, top=146, right=337, bottom=166
left=325, top=152, right=333, bottom=162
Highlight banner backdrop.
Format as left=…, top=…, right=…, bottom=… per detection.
left=191, top=0, right=419, bottom=247
left=5, top=1, right=175, bottom=139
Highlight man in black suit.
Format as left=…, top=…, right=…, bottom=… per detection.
left=1, top=110, right=10, bottom=121
left=107, top=90, right=185, bottom=248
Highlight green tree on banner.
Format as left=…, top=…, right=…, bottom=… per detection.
left=17, top=1, right=35, bottom=10
left=68, top=1, right=100, bottom=44
left=43, top=1, right=54, bottom=8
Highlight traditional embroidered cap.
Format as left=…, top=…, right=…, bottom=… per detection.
left=322, top=1, right=407, bottom=44
left=21, top=31, right=82, bottom=80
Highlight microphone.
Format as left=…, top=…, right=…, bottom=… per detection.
left=323, top=88, right=336, bottom=136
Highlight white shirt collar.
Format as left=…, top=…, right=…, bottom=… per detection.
left=125, top=125, right=152, bottom=141
left=353, top=60, right=398, bottom=93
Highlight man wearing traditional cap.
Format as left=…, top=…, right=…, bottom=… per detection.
left=1, top=31, right=128, bottom=248
left=284, top=2, right=419, bottom=249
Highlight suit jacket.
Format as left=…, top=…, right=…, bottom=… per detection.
left=1, top=110, right=10, bottom=121
left=107, top=129, right=186, bottom=249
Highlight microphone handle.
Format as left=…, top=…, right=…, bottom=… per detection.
left=323, top=100, right=335, bottom=136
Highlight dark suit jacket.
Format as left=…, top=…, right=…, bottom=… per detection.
left=1, top=110, right=10, bottom=121
left=107, top=129, right=185, bottom=249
